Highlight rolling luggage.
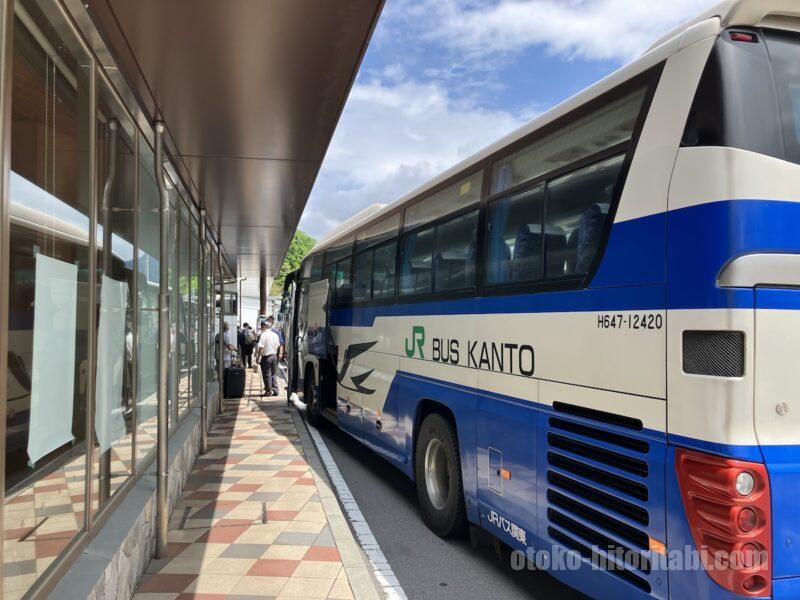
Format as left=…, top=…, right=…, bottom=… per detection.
left=224, top=352, right=245, bottom=398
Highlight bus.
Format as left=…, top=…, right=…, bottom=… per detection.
left=281, top=2, right=800, bottom=598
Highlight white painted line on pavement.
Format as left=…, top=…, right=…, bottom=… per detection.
left=294, top=393, right=407, bottom=600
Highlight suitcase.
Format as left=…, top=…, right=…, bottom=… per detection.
left=224, top=365, right=246, bottom=398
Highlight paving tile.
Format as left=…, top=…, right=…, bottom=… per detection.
left=273, top=532, right=319, bottom=547
left=220, top=543, right=271, bottom=559
left=230, top=575, right=288, bottom=596
left=247, top=559, right=299, bottom=577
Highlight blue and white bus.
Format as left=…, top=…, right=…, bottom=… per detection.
left=282, top=2, right=800, bottom=598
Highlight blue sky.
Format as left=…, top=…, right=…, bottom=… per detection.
left=300, top=0, right=717, bottom=240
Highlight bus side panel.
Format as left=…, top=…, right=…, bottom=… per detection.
left=387, top=369, right=480, bottom=525
left=754, top=290, right=800, bottom=582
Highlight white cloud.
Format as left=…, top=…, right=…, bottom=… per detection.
left=415, top=0, right=718, bottom=63
left=300, top=77, right=525, bottom=239
left=301, top=0, right=719, bottom=240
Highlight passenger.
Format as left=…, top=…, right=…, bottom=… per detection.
left=256, top=321, right=280, bottom=396
left=267, top=316, right=285, bottom=362
left=242, top=323, right=255, bottom=368
left=215, top=322, right=236, bottom=368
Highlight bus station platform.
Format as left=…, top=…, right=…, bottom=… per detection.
left=133, top=371, right=380, bottom=600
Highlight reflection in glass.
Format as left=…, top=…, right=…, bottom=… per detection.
left=135, top=140, right=160, bottom=467
left=93, top=78, right=136, bottom=511
left=4, top=5, right=93, bottom=595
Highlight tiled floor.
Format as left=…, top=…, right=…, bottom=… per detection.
left=2, top=373, right=194, bottom=600
left=134, top=368, right=357, bottom=600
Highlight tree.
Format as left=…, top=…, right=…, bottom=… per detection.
left=271, top=230, right=316, bottom=295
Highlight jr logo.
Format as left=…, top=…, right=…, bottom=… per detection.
left=405, top=325, right=425, bottom=359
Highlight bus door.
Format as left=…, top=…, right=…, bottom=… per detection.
left=283, top=279, right=298, bottom=394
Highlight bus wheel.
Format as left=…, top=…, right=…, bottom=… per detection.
left=304, top=375, right=322, bottom=427
left=414, top=413, right=466, bottom=538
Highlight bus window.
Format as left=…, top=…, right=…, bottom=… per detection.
left=491, top=87, right=646, bottom=195
left=372, top=241, right=397, bottom=300
left=400, top=226, right=434, bottom=296
left=486, top=184, right=545, bottom=285
left=764, top=29, right=800, bottom=165
left=333, top=258, right=352, bottom=306
left=544, top=155, right=623, bottom=278
left=310, top=253, right=324, bottom=281
left=352, top=250, right=372, bottom=303
left=434, top=210, right=479, bottom=292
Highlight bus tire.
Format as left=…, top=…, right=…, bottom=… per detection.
left=414, top=413, right=466, bottom=538
left=305, top=371, right=322, bottom=427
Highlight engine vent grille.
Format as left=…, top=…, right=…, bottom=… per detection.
left=682, top=330, right=745, bottom=377
left=546, top=403, right=660, bottom=595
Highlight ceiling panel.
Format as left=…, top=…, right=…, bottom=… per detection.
left=88, top=0, right=383, bottom=282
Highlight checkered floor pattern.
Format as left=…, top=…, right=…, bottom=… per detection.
left=3, top=374, right=194, bottom=600
left=134, top=369, right=356, bottom=599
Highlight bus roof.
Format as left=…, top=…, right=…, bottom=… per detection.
left=309, top=0, right=799, bottom=258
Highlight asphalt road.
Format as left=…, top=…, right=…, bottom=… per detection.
left=311, top=419, right=586, bottom=600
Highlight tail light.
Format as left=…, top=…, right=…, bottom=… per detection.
left=676, top=449, right=771, bottom=597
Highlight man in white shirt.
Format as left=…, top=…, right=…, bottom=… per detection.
left=256, top=322, right=280, bottom=396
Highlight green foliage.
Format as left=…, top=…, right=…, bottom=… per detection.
left=271, top=230, right=316, bottom=295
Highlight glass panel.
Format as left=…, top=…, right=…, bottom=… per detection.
left=355, top=213, right=400, bottom=251
left=309, top=253, right=323, bottom=280
left=178, top=214, right=191, bottom=417
left=190, top=231, right=199, bottom=406
left=372, top=242, right=396, bottom=300
left=324, top=236, right=354, bottom=265
left=135, top=138, right=159, bottom=467
left=765, top=30, right=800, bottom=165
left=491, top=87, right=645, bottom=194
left=404, top=171, right=482, bottom=230
left=433, top=211, right=479, bottom=292
left=352, top=251, right=372, bottom=303
left=168, top=188, right=178, bottom=426
left=544, top=155, right=624, bottom=278
left=399, top=226, right=434, bottom=296
left=333, top=259, right=352, bottom=306
left=485, top=185, right=545, bottom=285
left=5, top=3, right=93, bottom=592
left=92, top=77, right=136, bottom=513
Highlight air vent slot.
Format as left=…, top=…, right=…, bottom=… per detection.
left=548, top=527, right=652, bottom=593
left=682, top=330, right=745, bottom=377
left=548, top=433, right=648, bottom=477
left=547, top=452, right=648, bottom=501
left=549, top=417, right=649, bottom=453
left=547, top=471, right=649, bottom=526
left=553, top=401, right=643, bottom=430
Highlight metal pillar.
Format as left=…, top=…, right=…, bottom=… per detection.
left=154, top=122, right=170, bottom=559
left=198, top=212, right=208, bottom=454
left=217, top=249, right=224, bottom=415
left=98, top=118, right=118, bottom=504
left=259, top=274, right=267, bottom=316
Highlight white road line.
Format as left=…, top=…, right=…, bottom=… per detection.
left=293, top=392, right=407, bottom=600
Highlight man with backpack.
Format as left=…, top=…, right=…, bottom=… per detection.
left=242, top=323, right=255, bottom=368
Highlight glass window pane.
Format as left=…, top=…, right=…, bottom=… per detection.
left=356, top=213, right=400, bottom=251
left=334, top=259, right=352, bottom=305
left=765, top=30, right=800, bottom=165
left=544, top=155, right=624, bottom=278
left=190, top=231, right=199, bottom=406
left=486, top=185, right=545, bottom=285
left=325, top=235, right=354, bottom=265
left=352, top=251, right=372, bottom=303
left=179, top=214, right=191, bottom=418
left=92, top=78, right=137, bottom=512
left=5, top=4, right=93, bottom=592
left=491, top=87, right=645, bottom=194
left=372, top=242, right=396, bottom=300
left=399, top=227, right=434, bottom=295
left=433, top=211, right=479, bottom=292
left=404, top=171, right=482, bottom=230
left=136, top=139, right=159, bottom=467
